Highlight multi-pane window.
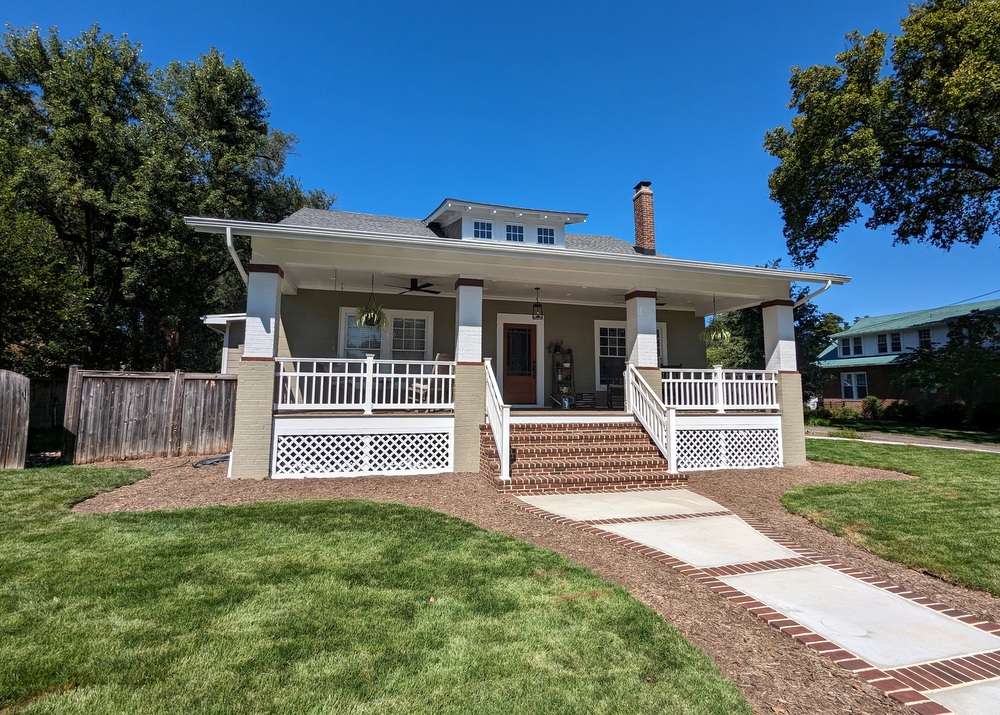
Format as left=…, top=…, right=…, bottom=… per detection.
left=597, top=326, right=627, bottom=387
left=890, top=333, right=902, bottom=352
left=342, top=310, right=430, bottom=360
left=505, top=224, right=524, bottom=242
left=344, top=316, right=382, bottom=359
left=841, top=372, right=868, bottom=400
left=473, top=221, right=492, bottom=239
left=537, top=227, right=555, bottom=245
left=877, top=334, right=888, bottom=353
left=840, top=338, right=851, bottom=356
left=391, top=317, right=426, bottom=360
left=854, top=337, right=863, bottom=355
left=918, top=329, right=932, bottom=350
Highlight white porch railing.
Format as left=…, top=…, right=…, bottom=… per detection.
left=275, top=355, right=455, bottom=414
left=625, top=364, right=678, bottom=474
left=483, top=358, right=511, bottom=482
left=661, top=366, right=779, bottom=412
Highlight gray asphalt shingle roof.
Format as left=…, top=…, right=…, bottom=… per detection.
left=280, top=208, right=651, bottom=256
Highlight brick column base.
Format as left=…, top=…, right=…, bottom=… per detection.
left=453, top=363, right=486, bottom=473
left=777, top=372, right=806, bottom=466
left=229, top=360, right=276, bottom=479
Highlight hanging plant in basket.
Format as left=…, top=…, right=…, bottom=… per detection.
left=354, top=275, right=388, bottom=328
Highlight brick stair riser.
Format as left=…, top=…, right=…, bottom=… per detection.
left=512, top=444, right=661, bottom=459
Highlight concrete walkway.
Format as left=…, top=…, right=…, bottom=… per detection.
left=517, top=489, right=1000, bottom=715
left=805, top=427, right=1000, bottom=454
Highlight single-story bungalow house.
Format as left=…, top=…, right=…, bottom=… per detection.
left=190, top=182, right=848, bottom=491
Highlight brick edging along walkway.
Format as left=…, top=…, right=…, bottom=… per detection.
left=514, top=490, right=1000, bottom=715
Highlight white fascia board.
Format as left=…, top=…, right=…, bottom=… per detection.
left=183, top=216, right=851, bottom=286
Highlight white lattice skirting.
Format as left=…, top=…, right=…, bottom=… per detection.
left=272, top=417, right=454, bottom=478
left=676, top=428, right=782, bottom=470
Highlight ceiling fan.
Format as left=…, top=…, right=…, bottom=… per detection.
left=386, top=277, right=440, bottom=295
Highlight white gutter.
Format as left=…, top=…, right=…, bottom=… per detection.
left=792, top=280, right=833, bottom=307
left=226, top=226, right=248, bottom=286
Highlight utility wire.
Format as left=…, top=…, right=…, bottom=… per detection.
left=941, top=288, right=1000, bottom=307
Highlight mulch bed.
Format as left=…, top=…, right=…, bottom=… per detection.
left=71, top=458, right=1000, bottom=715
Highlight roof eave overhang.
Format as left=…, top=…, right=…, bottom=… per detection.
left=422, top=199, right=588, bottom=227
left=184, top=216, right=851, bottom=287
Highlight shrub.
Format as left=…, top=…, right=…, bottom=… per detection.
left=971, top=402, right=1000, bottom=432
left=927, top=402, right=966, bottom=429
left=805, top=417, right=831, bottom=426
left=829, top=407, right=861, bottom=421
left=883, top=400, right=922, bottom=423
left=861, top=395, right=883, bottom=421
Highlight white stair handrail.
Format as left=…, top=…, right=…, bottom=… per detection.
left=483, top=359, right=510, bottom=482
left=625, top=364, right=678, bottom=474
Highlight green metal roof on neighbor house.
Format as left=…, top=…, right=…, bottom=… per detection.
left=833, top=298, right=1000, bottom=338
left=814, top=346, right=902, bottom=369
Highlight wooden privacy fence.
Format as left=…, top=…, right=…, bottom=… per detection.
left=1, top=370, right=30, bottom=469
left=62, top=366, right=237, bottom=464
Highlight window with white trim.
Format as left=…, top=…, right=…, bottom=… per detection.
left=505, top=224, right=524, bottom=242
left=593, top=321, right=668, bottom=390
left=890, top=332, right=901, bottom=352
left=840, top=338, right=851, bottom=356
left=537, top=227, right=555, bottom=245
left=877, top=334, right=887, bottom=353
left=473, top=221, right=492, bottom=239
left=853, top=337, right=863, bottom=355
left=340, top=308, right=433, bottom=360
left=918, top=328, right=932, bottom=350
left=841, top=372, right=868, bottom=400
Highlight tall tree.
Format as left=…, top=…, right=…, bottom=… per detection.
left=765, top=0, right=1000, bottom=267
left=0, top=25, right=334, bottom=375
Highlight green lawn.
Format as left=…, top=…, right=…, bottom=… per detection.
left=786, top=440, right=1000, bottom=596
left=0, top=467, right=750, bottom=715
left=820, top=419, right=1000, bottom=446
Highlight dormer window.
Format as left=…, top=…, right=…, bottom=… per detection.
left=506, top=224, right=524, bottom=242
left=537, top=227, right=555, bottom=245
left=473, top=221, right=492, bottom=239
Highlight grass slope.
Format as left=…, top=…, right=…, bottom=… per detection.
left=786, top=440, right=1000, bottom=596
left=0, top=467, right=750, bottom=715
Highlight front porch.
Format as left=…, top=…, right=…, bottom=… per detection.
left=267, top=356, right=785, bottom=486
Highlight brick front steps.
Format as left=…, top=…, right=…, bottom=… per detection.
left=480, top=421, right=685, bottom=493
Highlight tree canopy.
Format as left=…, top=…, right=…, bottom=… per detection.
left=765, top=0, right=1000, bottom=267
left=0, top=25, right=334, bottom=376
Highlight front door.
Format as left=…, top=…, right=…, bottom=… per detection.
left=503, top=323, right=536, bottom=404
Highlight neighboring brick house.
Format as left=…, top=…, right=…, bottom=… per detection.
left=189, top=182, right=848, bottom=488
left=816, top=298, right=1000, bottom=410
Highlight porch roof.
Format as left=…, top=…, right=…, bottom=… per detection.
left=184, top=215, right=850, bottom=316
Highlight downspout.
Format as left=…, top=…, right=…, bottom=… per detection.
left=792, top=280, right=832, bottom=308
left=226, top=226, right=248, bottom=286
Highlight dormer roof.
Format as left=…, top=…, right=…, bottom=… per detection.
left=423, top=198, right=587, bottom=227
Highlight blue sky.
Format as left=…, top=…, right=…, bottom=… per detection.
left=11, top=1, right=998, bottom=323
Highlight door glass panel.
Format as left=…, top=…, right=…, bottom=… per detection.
left=506, top=328, right=532, bottom=376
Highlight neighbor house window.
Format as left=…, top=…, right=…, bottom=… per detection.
left=854, top=337, right=863, bottom=355
left=890, top=333, right=901, bottom=352
left=841, top=372, right=868, bottom=400
left=918, top=329, right=932, bottom=350
left=341, top=308, right=432, bottom=360
left=877, top=334, right=887, bottom=353
left=505, top=224, right=524, bottom=242
left=537, top=227, right=555, bottom=245
left=840, top=338, right=851, bottom=356
left=473, top=221, right=492, bottom=239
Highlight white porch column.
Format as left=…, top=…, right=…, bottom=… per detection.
left=453, top=276, right=484, bottom=472
left=762, top=298, right=805, bottom=466
left=626, top=289, right=660, bottom=390
left=454, top=275, right=483, bottom=363
left=230, top=264, right=283, bottom=480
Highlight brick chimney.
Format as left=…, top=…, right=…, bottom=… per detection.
left=632, top=181, right=656, bottom=255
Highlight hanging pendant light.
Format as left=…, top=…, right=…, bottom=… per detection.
left=532, top=287, right=544, bottom=320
